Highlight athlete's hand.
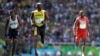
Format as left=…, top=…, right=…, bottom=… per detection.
left=88, top=32, right=89, bottom=37
left=74, top=34, right=76, bottom=37
left=16, top=28, right=20, bottom=32
left=73, top=32, right=76, bottom=37
left=32, top=23, right=37, bottom=27
left=41, top=21, right=45, bottom=24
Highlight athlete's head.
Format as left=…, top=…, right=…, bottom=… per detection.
left=10, top=10, right=16, bottom=17
left=36, top=2, right=42, bottom=11
left=79, top=10, right=84, bottom=18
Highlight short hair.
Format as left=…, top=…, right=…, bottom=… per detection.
left=36, top=2, right=42, bottom=7
left=10, top=9, right=16, bottom=14
left=79, top=10, right=84, bottom=13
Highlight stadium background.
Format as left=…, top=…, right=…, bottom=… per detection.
left=0, top=0, right=100, bottom=56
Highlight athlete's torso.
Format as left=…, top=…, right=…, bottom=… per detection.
left=32, top=9, right=45, bottom=27
left=76, top=16, right=88, bottom=33
left=9, top=15, right=19, bottom=29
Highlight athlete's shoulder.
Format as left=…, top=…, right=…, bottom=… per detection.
left=84, top=16, right=89, bottom=22
left=32, top=10, right=37, bottom=13
left=42, top=10, right=46, bottom=12
left=6, top=17, right=10, bottom=23
left=17, top=15, right=21, bottom=19
left=84, top=16, right=89, bottom=21
left=34, top=10, right=37, bottom=11
left=6, top=17, right=10, bottom=20
left=76, top=16, right=80, bottom=20
left=84, top=16, right=88, bottom=19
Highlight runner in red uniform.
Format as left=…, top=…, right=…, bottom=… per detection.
left=73, top=10, right=89, bottom=56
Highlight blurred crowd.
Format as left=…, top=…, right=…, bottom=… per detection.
left=0, top=0, right=100, bottom=55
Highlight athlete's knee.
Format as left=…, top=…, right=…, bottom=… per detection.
left=6, top=38, right=11, bottom=44
left=14, top=39, right=18, bottom=43
left=34, top=35, right=38, bottom=38
left=40, top=32, right=45, bottom=37
left=83, top=42, right=86, bottom=46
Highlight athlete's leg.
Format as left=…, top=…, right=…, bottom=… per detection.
left=6, top=38, right=11, bottom=51
left=6, top=29, right=14, bottom=56
left=75, top=36, right=80, bottom=47
left=6, top=37, right=13, bottom=56
left=39, top=25, right=45, bottom=44
left=34, top=27, right=38, bottom=56
left=82, top=37, right=86, bottom=56
left=6, top=38, right=12, bottom=56
left=40, top=31, right=45, bottom=44
left=34, top=38, right=38, bottom=56
left=81, top=32, right=87, bottom=56
left=12, top=29, right=18, bottom=55
left=74, top=35, right=80, bottom=56
left=6, top=29, right=12, bottom=52
left=13, top=39, right=18, bottom=54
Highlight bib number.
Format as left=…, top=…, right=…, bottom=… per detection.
left=35, top=18, right=43, bottom=23
left=10, top=23, right=18, bottom=29
left=79, top=21, right=86, bottom=29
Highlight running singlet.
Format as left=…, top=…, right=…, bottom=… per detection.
left=32, top=10, right=45, bottom=27
left=9, top=15, right=19, bottom=29
left=76, top=16, right=88, bottom=34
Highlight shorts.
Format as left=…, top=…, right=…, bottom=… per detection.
left=75, top=32, right=87, bottom=42
left=34, top=24, right=45, bottom=37
left=7, top=28, right=18, bottom=39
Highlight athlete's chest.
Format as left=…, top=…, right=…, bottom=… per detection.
left=10, top=18, right=18, bottom=23
left=78, top=19, right=87, bottom=29
left=34, top=12, right=44, bottom=16
left=78, top=18, right=87, bottom=24
left=9, top=18, right=19, bottom=27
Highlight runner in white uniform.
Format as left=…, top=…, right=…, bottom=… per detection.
left=5, top=10, right=22, bottom=56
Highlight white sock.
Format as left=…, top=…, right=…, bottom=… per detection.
left=82, top=52, right=85, bottom=56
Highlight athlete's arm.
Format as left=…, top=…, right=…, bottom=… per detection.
left=17, top=16, right=23, bottom=31
left=73, top=18, right=78, bottom=35
left=44, top=11, right=49, bottom=24
left=87, top=17, right=89, bottom=36
left=5, top=18, right=9, bottom=36
left=31, top=12, right=35, bottom=26
left=45, top=11, right=49, bottom=20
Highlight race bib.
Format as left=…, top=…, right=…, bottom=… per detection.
left=79, top=21, right=86, bottom=29
left=35, top=18, right=43, bottom=23
left=10, top=23, right=18, bottom=29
